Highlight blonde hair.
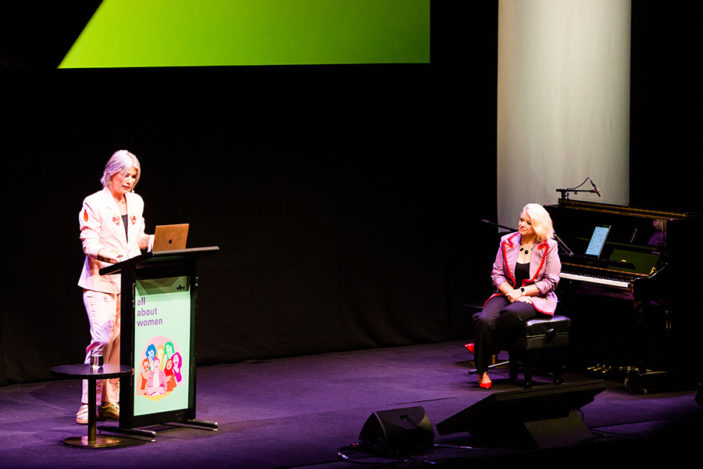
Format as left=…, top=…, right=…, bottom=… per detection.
left=522, top=203, right=554, bottom=242
left=100, top=150, right=141, bottom=189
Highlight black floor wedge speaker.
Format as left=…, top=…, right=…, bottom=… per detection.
left=436, top=380, right=606, bottom=449
left=358, top=405, right=434, bottom=456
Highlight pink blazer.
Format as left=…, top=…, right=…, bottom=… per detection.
left=78, top=188, right=153, bottom=294
left=485, top=232, right=561, bottom=315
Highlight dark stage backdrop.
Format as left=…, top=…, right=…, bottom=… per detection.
left=1, top=4, right=500, bottom=385
left=630, top=0, right=703, bottom=211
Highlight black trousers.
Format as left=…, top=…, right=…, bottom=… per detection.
left=472, top=296, right=548, bottom=374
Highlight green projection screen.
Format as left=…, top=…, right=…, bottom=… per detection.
left=59, top=0, right=430, bottom=68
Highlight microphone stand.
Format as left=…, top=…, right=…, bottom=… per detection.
left=553, top=231, right=575, bottom=257
left=555, top=188, right=598, bottom=200
left=556, top=177, right=601, bottom=200
left=479, top=219, right=515, bottom=232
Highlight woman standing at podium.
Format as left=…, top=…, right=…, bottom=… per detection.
left=467, top=203, right=561, bottom=389
left=76, top=150, right=153, bottom=424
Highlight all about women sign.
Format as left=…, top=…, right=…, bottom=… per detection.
left=133, top=276, right=191, bottom=417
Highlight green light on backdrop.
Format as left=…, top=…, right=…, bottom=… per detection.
left=59, top=0, right=430, bottom=68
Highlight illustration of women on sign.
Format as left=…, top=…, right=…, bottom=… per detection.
left=156, top=345, right=166, bottom=371
left=146, top=344, right=157, bottom=370
left=137, top=359, right=151, bottom=395
left=165, top=341, right=175, bottom=360
left=139, top=337, right=183, bottom=400
left=164, top=358, right=177, bottom=392
left=145, top=358, right=167, bottom=396
left=171, top=352, right=183, bottom=383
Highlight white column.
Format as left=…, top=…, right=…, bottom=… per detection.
left=497, top=0, right=631, bottom=227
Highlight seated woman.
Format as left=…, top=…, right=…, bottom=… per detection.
left=467, top=203, right=561, bottom=388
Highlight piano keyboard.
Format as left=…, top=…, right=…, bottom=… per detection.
left=560, top=272, right=631, bottom=289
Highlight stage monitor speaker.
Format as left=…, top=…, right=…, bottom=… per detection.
left=358, top=406, right=434, bottom=456
left=436, top=380, right=606, bottom=449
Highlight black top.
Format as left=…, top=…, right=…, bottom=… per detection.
left=514, top=261, right=530, bottom=287
left=121, top=214, right=129, bottom=241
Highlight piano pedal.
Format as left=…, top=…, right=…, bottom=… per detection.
left=587, top=363, right=609, bottom=372
left=586, top=364, right=609, bottom=378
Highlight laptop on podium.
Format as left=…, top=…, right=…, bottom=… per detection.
left=153, top=224, right=189, bottom=252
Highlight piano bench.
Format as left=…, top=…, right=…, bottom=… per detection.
left=508, top=315, right=571, bottom=388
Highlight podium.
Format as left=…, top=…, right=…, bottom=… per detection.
left=99, top=246, right=219, bottom=436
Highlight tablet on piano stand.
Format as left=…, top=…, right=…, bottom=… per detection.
left=153, top=224, right=189, bottom=252
left=584, top=225, right=610, bottom=258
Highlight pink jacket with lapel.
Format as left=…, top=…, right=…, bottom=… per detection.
left=486, top=232, right=561, bottom=315
left=78, top=188, right=153, bottom=294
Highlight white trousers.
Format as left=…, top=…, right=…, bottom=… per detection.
left=81, top=290, right=121, bottom=405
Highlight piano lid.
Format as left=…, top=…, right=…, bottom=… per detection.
left=553, top=199, right=692, bottom=220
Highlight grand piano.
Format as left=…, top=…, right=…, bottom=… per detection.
left=546, top=198, right=703, bottom=392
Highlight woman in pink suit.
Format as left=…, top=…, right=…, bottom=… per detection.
left=468, top=203, right=561, bottom=389
left=76, top=150, right=154, bottom=424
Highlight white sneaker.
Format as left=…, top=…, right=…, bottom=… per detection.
left=75, top=403, right=92, bottom=425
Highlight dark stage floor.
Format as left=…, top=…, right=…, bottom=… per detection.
left=1, top=341, right=702, bottom=468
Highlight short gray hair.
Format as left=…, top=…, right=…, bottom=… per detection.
left=100, top=150, right=141, bottom=189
